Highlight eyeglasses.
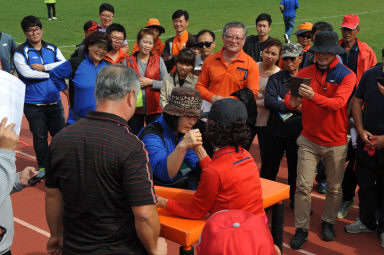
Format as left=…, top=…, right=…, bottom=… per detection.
left=224, top=35, right=244, bottom=42
left=197, top=41, right=214, bottom=48
left=25, top=27, right=41, bottom=34
left=101, top=14, right=114, bottom=19
left=111, top=37, right=124, bottom=42
left=282, top=56, right=297, bottom=61
left=299, top=34, right=312, bottom=39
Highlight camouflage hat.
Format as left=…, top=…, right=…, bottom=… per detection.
left=281, top=43, right=303, bottom=58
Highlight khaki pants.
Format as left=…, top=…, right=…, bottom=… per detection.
left=294, top=135, right=347, bottom=229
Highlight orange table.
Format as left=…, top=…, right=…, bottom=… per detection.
left=155, top=178, right=290, bottom=254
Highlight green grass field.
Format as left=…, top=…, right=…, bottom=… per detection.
left=2, top=0, right=383, bottom=59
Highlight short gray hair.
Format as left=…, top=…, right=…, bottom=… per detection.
left=95, top=65, right=140, bottom=103
left=223, top=22, right=247, bottom=38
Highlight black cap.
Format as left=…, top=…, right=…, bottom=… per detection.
left=202, top=98, right=247, bottom=126
left=83, top=20, right=101, bottom=31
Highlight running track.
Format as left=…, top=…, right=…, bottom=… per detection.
left=10, top=93, right=384, bottom=254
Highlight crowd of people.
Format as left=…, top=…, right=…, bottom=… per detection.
left=0, top=2, right=383, bottom=255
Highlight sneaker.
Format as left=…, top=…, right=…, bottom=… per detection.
left=52, top=17, right=57, bottom=20
left=344, top=218, right=376, bottom=234
left=48, top=18, right=52, bottom=21
left=380, top=232, right=384, bottom=248
left=317, top=182, right=327, bottom=194
left=337, top=200, right=355, bottom=219
left=321, top=221, right=335, bottom=241
left=284, top=34, right=290, bottom=43
left=290, top=228, right=308, bottom=250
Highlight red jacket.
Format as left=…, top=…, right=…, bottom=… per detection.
left=127, top=53, right=162, bottom=115
left=339, top=38, right=377, bottom=86
left=166, top=146, right=266, bottom=220
left=285, top=57, right=356, bottom=146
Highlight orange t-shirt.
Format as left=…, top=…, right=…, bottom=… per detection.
left=132, top=38, right=165, bottom=57
left=195, top=47, right=260, bottom=102
left=171, top=31, right=189, bottom=56
left=104, top=49, right=129, bottom=64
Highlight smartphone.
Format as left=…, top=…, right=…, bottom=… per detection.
left=28, top=169, right=45, bottom=186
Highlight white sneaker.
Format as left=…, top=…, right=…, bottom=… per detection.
left=52, top=17, right=57, bottom=20
left=48, top=18, right=52, bottom=21
left=344, top=218, right=376, bottom=234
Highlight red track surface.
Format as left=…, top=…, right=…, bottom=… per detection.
left=10, top=94, right=384, bottom=254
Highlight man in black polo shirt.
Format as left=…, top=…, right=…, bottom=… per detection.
left=344, top=49, right=384, bottom=249
left=45, top=65, right=167, bottom=255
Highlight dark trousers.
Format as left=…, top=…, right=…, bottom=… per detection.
left=255, top=126, right=266, bottom=162
left=128, top=113, right=160, bottom=135
left=244, top=124, right=257, bottom=151
left=261, top=130, right=298, bottom=201
left=356, top=138, right=384, bottom=233
left=342, top=142, right=357, bottom=202
left=24, top=102, right=65, bottom=169
left=46, top=3, right=56, bottom=18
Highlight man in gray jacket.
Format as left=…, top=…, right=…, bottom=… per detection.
left=0, top=117, right=37, bottom=255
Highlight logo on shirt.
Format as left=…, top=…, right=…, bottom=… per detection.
left=2, top=43, right=7, bottom=47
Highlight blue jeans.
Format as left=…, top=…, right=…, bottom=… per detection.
left=284, top=16, right=296, bottom=40
left=24, top=102, right=65, bottom=168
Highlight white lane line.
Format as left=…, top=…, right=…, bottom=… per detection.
left=13, top=217, right=50, bottom=237
left=283, top=243, right=317, bottom=255
left=15, top=150, right=36, bottom=160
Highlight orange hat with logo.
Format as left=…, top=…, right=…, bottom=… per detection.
left=145, top=18, right=165, bottom=34
left=294, top=22, right=313, bottom=35
left=340, top=14, right=360, bottom=29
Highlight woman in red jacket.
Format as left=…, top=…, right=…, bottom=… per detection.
left=127, top=28, right=168, bottom=134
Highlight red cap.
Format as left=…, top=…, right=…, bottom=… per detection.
left=197, top=210, right=275, bottom=255
left=83, top=20, right=101, bottom=31
left=340, top=14, right=360, bottom=29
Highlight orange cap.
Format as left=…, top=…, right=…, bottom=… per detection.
left=294, top=22, right=313, bottom=35
left=145, top=18, right=165, bottom=33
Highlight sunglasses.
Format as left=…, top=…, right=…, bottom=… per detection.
left=282, top=56, right=297, bottom=61
left=197, top=41, right=214, bottom=48
left=299, top=34, right=312, bottom=39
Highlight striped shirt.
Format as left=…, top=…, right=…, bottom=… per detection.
left=45, top=111, right=156, bottom=254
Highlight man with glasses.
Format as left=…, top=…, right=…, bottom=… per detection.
left=194, top=29, right=216, bottom=73
left=98, top=3, right=129, bottom=54
left=104, top=23, right=128, bottom=64
left=196, top=21, right=259, bottom=103
left=14, top=15, right=66, bottom=172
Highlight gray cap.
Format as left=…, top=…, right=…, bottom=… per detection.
left=281, top=43, right=303, bottom=58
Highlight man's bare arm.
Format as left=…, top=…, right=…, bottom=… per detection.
left=132, top=204, right=167, bottom=255
left=45, top=187, right=63, bottom=255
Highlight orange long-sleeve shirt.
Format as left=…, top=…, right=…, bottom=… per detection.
left=195, top=48, right=259, bottom=102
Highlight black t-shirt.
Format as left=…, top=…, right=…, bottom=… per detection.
left=354, top=65, right=384, bottom=134
left=45, top=111, right=156, bottom=254
left=340, top=41, right=359, bottom=74
left=243, top=35, right=273, bottom=62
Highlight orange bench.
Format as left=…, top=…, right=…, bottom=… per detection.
left=155, top=178, right=290, bottom=254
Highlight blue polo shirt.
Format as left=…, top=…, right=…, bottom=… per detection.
left=280, top=0, right=299, bottom=17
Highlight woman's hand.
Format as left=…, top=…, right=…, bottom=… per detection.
left=179, top=129, right=203, bottom=150
left=156, top=195, right=168, bottom=209
left=140, top=77, right=153, bottom=88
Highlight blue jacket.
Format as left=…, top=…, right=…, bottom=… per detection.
left=139, top=116, right=199, bottom=183
left=50, top=54, right=108, bottom=124
left=14, top=40, right=66, bottom=104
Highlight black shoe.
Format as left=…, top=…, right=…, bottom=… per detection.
left=290, top=228, right=308, bottom=250
left=321, top=221, right=335, bottom=241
